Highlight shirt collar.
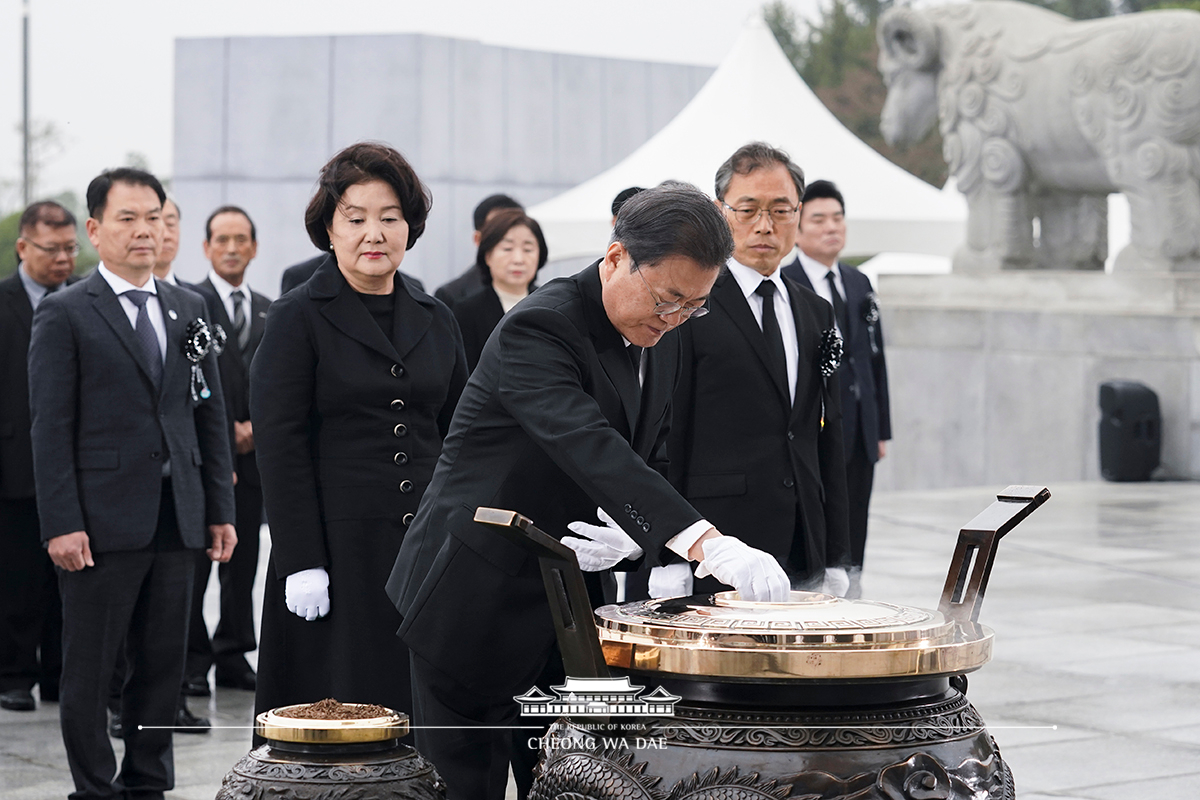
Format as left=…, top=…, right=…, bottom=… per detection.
left=207, top=268, right=247, bottom=301
left=797, top=250, right=838, bottom=288
left=99, top=263, right=157, bottom=296
left=726, top=257, right=786, bottom=301
left=17, top=264, right=49, bottom=305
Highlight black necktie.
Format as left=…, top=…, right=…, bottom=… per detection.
left=754, top=280, right=788, bottom=394
left=123, top=290, right=163, bottom=388
left=230, top=289, right=249, bottom=351
left=627, top=343, right=642, bottom=381
left=825, top=270, right=850, bottom=337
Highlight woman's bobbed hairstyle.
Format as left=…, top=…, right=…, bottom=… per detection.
left=474, top=208, right=549, bottom=283
left=304, top=141, right=431, bottom=252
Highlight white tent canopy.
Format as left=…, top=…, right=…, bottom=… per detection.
left=528, top=15, right=966, bottom=263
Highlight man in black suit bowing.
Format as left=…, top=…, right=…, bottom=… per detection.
left=28, top=168, right=236, bottom=800
left=643, top=142, right=851, bottom=602
left=783, top=180, right=891, bottom=598
left=0, top=200, right=77, bottom=712
left=386, top=184, right=789, bottom=800
left=187, top=205, right=270, bottom=692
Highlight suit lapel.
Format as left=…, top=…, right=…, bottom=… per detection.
left=319, top=283, right=401, bottom=363
left=158, top=280, right=189, bottom=400
left=787, top=256, right=815, bottom=293
left=87, top=272, right=160, bottom=390
left=246, top=293, right=269, bottom=359
left=199, top=278, right=247, bottom=375
left=579, top=265, right=640, bottom=439
left=838, top=263, right=859, bottom=341
left=712, top=273, right=789, bottom=406
left=391, top=282, right=433, bottom=361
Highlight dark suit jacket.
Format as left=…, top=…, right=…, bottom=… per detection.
left=28, top=270, right=235, bottom=550
left=281, top=253, right=425, bottom=296
left=452, top=286, right=505, bottom=372
left=0, top=273, right=42, bottom=499
left=433, top=265, right=486, bottom=310
left=386, top=262, right=701, bottom=695
left=666, top=269, right=851, bottom=575
left=783, top=258, right=891, bottom=463
left=251, top=257, right=467, bottom=580
left=191, top=278, right=270, bottom=485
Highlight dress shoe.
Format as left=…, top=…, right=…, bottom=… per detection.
left=38, top=684, right=59, bottom=703
left=0, top=689, right=35, bottom=711
left=181, top=675, right=211, bottom=697
left=108, top=711, right=123, bottom=739
left=174, top=703, right=211, bottom=734
left=215, top=669, right=256, bottom=691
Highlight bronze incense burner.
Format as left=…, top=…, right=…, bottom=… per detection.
left=477, top=484, right=1050, bottom=800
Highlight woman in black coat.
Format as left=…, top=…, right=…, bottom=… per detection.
left=250, top=143, right=467, bottom=724
left=452, top=208, right=547, bottom=371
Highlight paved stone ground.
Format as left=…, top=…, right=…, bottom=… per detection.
left=3, top=481, right=1198, bottom=798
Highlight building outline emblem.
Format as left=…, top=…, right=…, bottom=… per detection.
left=514, top=677, right=681, bottom=717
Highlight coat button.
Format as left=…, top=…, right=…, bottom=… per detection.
left=399, top=480, right=414, bottom=493
left=393, top=424, right=407, bottom=437
left=394, top=452, right=408, bottom=465
left=391, top=364, right=405, bottom=378
left=636, top=516, right=644, bottom=525
left=150, top=452, right=161, bottom=460
left=391, top=399, right=405, bottom=411
left=402, top=513, right=415, bottom=525
left=642, top=523, right=650, bottom=532
left=624, top=504, right=632, bottom=513
left=787, top=431, right=795, bottom=441
left=783, top=477, right=795, bottom=488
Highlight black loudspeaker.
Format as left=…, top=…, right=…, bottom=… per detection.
left=1098, top=380, right=1161, bottom=482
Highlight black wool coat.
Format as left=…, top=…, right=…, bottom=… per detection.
left=250, top=259, right=467, bottom=718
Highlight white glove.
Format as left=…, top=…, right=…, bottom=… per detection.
left=285, top=567, right=330, bottom=621
left=822, top=566, right=850, bottom=598
left=562, top=507, right=643, bottom=571
left=695, top=536, right=790, bottom=602
left=648, top=562, right=694, bottom=599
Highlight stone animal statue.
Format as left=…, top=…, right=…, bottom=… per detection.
left=877, top=1, right=1200, bottom=272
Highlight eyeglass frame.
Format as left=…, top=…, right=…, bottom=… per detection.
left=631, top=260, right=710, bottom=320
left=720, top=201, right=800, bottom=226
left=20, top=238, right=81, bottom=258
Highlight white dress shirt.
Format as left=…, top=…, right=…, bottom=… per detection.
left=207, top=269, right=252, bottom=328
left=795, top=251, right=847, bottom=336
left=98, top=263, right=167, bottom=361
left=725, top=258, right=799, bottom=402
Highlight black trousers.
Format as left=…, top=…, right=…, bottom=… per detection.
left=0, top=496, right=62, bottom=697
left=410, top=649, right=563, bottom=800
left=845, top=426, right=876, bottom=569
left=58, top=484, right=194, bottom=800
left=186, top=477, right=262, bottom=680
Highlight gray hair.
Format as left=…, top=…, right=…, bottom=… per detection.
left=714, top=141, right=806, bottom=203
left=611, top=182, right=733, bottom=271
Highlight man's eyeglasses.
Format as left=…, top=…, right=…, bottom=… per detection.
left=721, top=202, right=799, bottom=226
left=22, top=239, right=81, bottom=258
left=634, top=263, right=709, bottom=320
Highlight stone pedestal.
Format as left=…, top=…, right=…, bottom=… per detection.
left=874, top=271, right=1200, bottom=491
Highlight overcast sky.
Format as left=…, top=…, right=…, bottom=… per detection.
left=0, top=0, right=822, bottom=212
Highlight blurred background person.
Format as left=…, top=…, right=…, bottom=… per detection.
left=610, top=186, right=644, bottom=226
left=0, top=200, right=77, bottom=713
left=251, top=142, right=468, bottom=730
left=433, top=193, right=523, bottom=310
left=452, top=208, right=547, bottom=371
left=151, top=199, right=182, bottom=285
left=187, top=206, right=271, bottom=694
left=783, top=179, right=890, bottom=598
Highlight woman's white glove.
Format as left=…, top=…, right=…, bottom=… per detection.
left=695, top=536, right=790, bottom=602
left=648, top=562, right=694, bottom=599
left=285, top=567, right=330, bottom=621
left=562, top=507, right=643, bottom=571
left=822, top=566, right=851, bottom=598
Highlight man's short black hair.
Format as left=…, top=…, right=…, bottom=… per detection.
left=801, top=180, right=845, bottom=214
left=473, top=194, right=522, bottom=232
left=18, top=201, right=76, bottom=236
left=206, top=205, right=257, bottom=242
left=86, top=168, right=167, bottom=220
left=611, top=187, right=644, bottom=218
left=612, top=182, right=733, bottom=271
